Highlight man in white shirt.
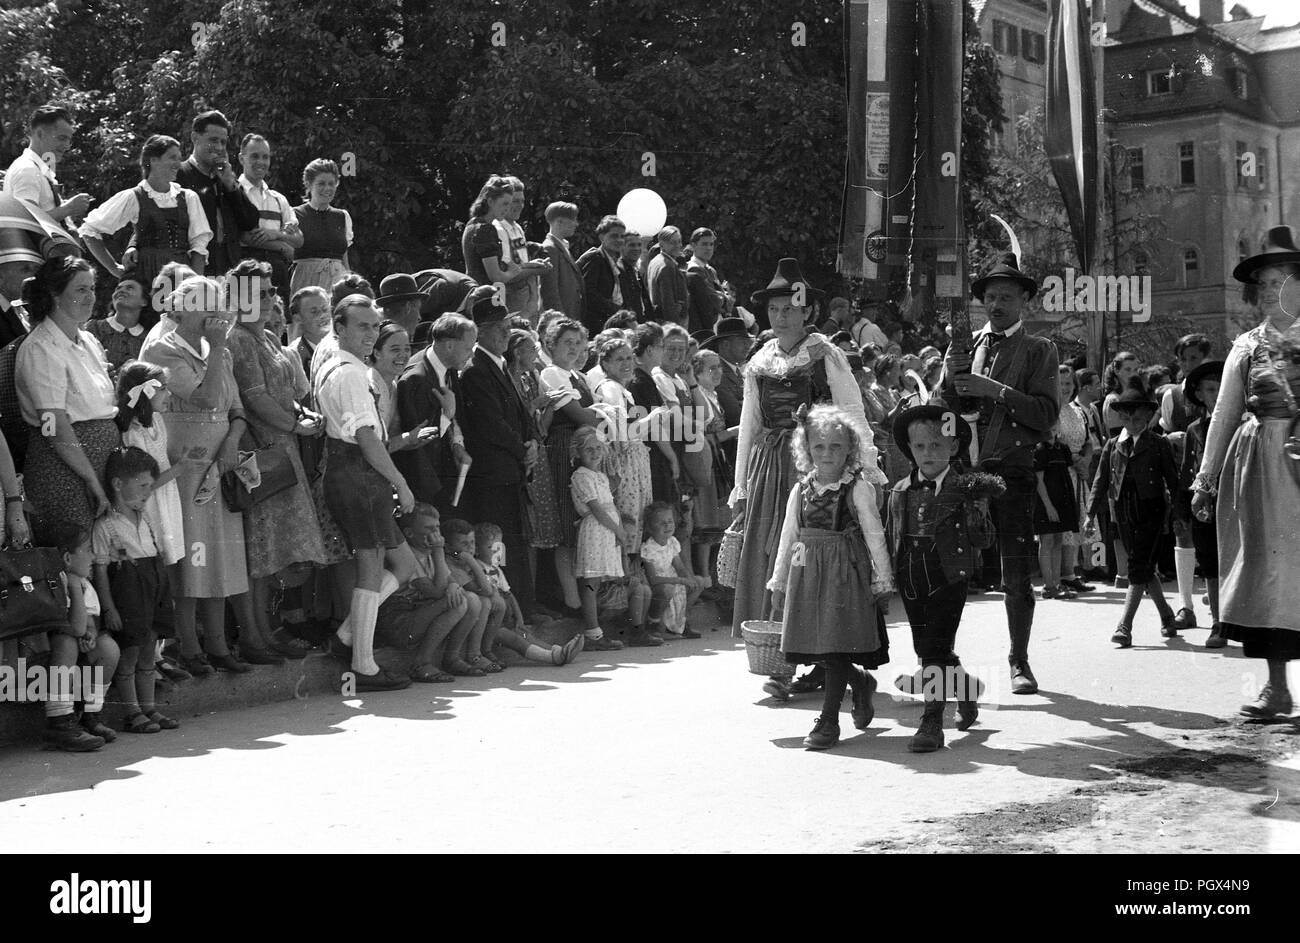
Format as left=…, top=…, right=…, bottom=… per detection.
left=850, top=300, right=891, bottom=352
left=315, top=295, right=414, bottom=692
left=3, top=105, right=91, bottom=224
left=237, top=133, right=301, bottom=304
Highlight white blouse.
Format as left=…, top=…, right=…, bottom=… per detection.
left=766, top=473, right=893, bottom=594
left=79, top=182, right=212, bottom=257
left=731, top=333, right=880, bottom=503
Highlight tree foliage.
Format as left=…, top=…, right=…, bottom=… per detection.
left=1, top=0, right=1008, bottom=304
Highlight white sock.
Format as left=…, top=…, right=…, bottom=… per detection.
left=524, top=644, right=551, bottom=664
left=336, top=571, right=400, bottom=645
left=349, top=588, right=381, bottom=675
left=84, top=669, right=107, bottom=714
left=584, top=627, right=604, bottom=641
left=1175, top=547, right=1196, bottom=612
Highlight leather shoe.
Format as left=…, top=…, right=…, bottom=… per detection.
left=353, top=666, right=411, bottom=692
left=908, top=705, right=945, bottom=753
left=1061, top=578, right=1095, bottom=593
left=1205, top=623, right=1227, bottom=649
left=624, top=627, right=663, bottom=647
left=1009, top=661, right=1038, bottom=694
left=850, top=669, right=877, bottom=730
left=1111, top=624, right=1133, bottom=648
left=956, top=700, right=979, bottom=731
left=1240, top=683, right=1293, bottom=720
left=208, top=652, right=252, bottom=673
left=239, top=645, right=286, bottom=666
left=803, top=716, right=840, bottom=750
left=1172, top=607, right=1197, bottom=630
left=583, top=634, right=624, bottom=651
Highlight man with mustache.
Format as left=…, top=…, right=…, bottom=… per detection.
left=943, top=253, right=1060, bottom=695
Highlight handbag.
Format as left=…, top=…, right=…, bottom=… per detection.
left=0, top=546, right=70, bottom=642
left=219, top=427, right=298, bottom=513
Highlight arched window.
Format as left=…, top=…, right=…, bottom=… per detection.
left=1238, top=239, right=1250, bottom=263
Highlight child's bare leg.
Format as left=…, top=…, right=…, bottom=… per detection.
left=579, top=578, right=601, bottom=633
left=441, top=593, right=480, bottom=669
left=647, top=583, right=670, bottom=633
left=115, top=644, right=142, bottom=715
left=555, top=547, right=581, bottom=609
left=481, top=594, right=507, bottom=658
left=135, top=629, right=160, bottom=716
left=416, top=597, right=467, bottom=667
left=627, top=578, right=650, bottom=631
left=1146, top=577, right=1175, bottom=623
left=463, top=593, right=490, bottom=660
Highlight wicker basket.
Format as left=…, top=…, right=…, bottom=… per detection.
left=740, top=620, right=787, bottom=676
left=716, top=519, right=743, bottom=588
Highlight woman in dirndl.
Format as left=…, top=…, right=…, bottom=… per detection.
left=79, top=134, right=211, bottom=312
left=289, top=159, right=353, bottom=294
left=1193, top=226, right=1300, bottom=720
left=506, top=328, right=563, bottom=552
left=16, top=258, right=121, bottom=532
left=730, top=258, right=886, bottom=700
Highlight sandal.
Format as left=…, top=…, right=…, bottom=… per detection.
left=123, top=711, right=161, bottom=734
left=410, top=663, right=456, bottom=683
left=472, top=655, right=505, bottom=673
left=444, top=659, right=486, bottom=677
left=145, top=710, right=179, bottom=730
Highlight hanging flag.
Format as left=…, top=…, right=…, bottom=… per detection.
left=838, top=0, right=916, bottom=284
left=1045, top=0, right=1099, bottom=273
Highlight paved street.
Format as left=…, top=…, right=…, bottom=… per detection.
left=3, top=582, right=1298, bottom=853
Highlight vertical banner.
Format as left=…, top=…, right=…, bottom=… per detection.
left=1046, top=0, right=1099, bottom=273
left=838, top=0, right=916, bottom=285
left=908, top=0, right=965, bottom=325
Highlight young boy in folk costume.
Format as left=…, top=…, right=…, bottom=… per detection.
left=1087, top=387, right=1181, bottom=648
left=886, top=404, right=1004, bottom=754
left=1174, top=361, right=1225, bottom=648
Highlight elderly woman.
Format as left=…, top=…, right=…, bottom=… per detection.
left=730, top=259, right=889, bottom=700
left=1193, top=226, right=1300, bottom=720
left=140, top=276, right=266, bottom=672
left=226, top=259, right=328, bottom=659
left=539, top=315, right=609, bottom=615
left=80, top=135, right=211, bottom=296
left=290, top=159, right=353, bottom=294
left=15, top=257, right=121, bottom=530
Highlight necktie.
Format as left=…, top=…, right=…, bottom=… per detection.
left=211, top=172, right=225, bottom=244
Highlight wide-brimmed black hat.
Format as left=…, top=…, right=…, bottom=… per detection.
left=699, top=317, right=752, bottom=350
left=971, top=252, right=1038, bottom=302
left=1183, top=360, right=1224, bottom=409
left=1232, top=226, right=1300, bottom=284
left=750, top=258, right=825, bottom=307
left=893, top=402, right=973, bottom=467
left=1111, top=386, right=1159, bottom=414
left=458, top=285, right=509, bottom=325
left=375, top=272, right=426, bottom=306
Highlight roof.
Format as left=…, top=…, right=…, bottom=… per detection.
left=1212, top=16, right=1300, bottom=51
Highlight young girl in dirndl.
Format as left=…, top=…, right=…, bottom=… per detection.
left=768, top=404, right=895, bottom=750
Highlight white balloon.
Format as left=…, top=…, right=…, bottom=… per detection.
left=616, top=188, right=667, bottom=236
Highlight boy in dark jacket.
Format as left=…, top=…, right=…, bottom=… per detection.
left=886, top=404, right=1003, bottom=753
left=1173, top=361, right=1225, bottom=648
left=1086, top=387, right=1181, bottom=648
